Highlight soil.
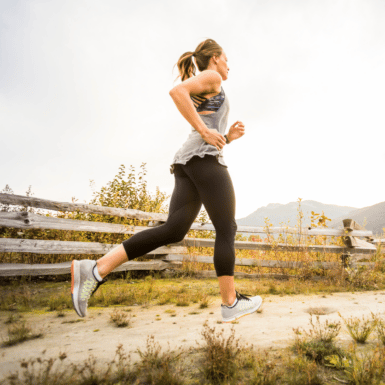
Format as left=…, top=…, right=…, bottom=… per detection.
left=1, top=290, right=385, bottom=380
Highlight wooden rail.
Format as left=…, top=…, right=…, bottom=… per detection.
left=0, top=194, right=373, bottom=236
left=0, top=193, right=380, bottom=277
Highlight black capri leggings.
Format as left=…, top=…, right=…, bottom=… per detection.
left=122, top=155, right=237, bottom=276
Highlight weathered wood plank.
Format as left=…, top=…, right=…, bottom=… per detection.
left=178, top=238, right=375, bottom=254
left=0, top=212, right=375, bottom=255
left=0, top=236, right=374, bottom=256
left=0, top=211, right=372, bottom=239
left=0, top=193, right=167, bottom=222
left=0, top=194, right=373, bottom=237
left=191, top=223, right=372, bottom=236
left=165, top=254, right=339, bottom=269
left=0, top=211, right=148, bottom=235
left=0, top=260, right=175, bottom=276
left=0, top=238, right=187, bottom=255
left=348, top=238, right=376, bottom=250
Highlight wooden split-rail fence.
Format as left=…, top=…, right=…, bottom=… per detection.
left=0, top=193, right=383, bottom=279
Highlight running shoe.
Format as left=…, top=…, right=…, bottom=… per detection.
left=221, top=291, right=262, bottom=323
left=71, top=260, right=105, bottom=317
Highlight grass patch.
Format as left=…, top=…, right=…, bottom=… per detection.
left=136, top=335, right=183, bottom=384
left=326, top=343, right=385, bottom=385
left=292, top=315, right=343, bottom=364
left=374, top=315, right=385, bottom=345
left=339, top=312, right=377, bottom=343
left=110, top=309, right=130, bottom=328
left=283, top=355, right=323, bottom=385
left=1, top=276, right=385, bottom=317
left=199, top=293, right=212, bottom=309
left=198, top=321, right=244, bottom=383
left=2, top=320, right=43, bottom=347
left=4, top=313, right=23, bottom=324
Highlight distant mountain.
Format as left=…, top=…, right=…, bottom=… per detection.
left=236, top=200, right=357, bottom=228
left=328, top=201, right=385, bottom=236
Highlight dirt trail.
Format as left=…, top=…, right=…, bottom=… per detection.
left=1, top=290, right=385, bottom=379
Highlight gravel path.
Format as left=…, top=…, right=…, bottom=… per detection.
left=1, top=290, right=384, bottom=379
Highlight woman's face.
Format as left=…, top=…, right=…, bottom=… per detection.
left=215, top=52, right=229, bottom=81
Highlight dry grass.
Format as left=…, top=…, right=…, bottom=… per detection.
left=374, top=316, right=385, bottom=345
left=342, top=343, right=385, bottom=385
left=2, top=320, right=43, bottom=347
left=2, top=320, right=385, bottom=385
left=292, top=316, right=343, bottom=364
left=339, top=312, right=378, bottom=343
left=109, top=309, right=130, bottom=328
left=198, top=321, right=245, bottom=383
left=135, top=335, right=184, bottom=385
left=1, top=274, right=385, bottom=315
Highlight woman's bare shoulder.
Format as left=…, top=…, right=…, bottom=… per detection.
left=173, top=70, right=222, bottom=96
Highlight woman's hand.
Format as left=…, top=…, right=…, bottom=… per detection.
left=202, top=128, right=226, bottom=151
left=227, top=121, right=245, bottom=143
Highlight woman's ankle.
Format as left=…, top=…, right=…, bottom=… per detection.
left=223, top=293, right=237, bottom=307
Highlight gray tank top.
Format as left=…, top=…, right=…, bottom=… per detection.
left=170, top=86, right=229, bottom=174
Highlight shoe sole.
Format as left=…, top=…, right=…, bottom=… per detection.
left=71, top=260, right=84, bottom=317
left=222, top=298, right=263, bottom=323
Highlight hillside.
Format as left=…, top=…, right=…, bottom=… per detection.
left=328, top=201, right=385, bottom=236
left=236, top=200, right=357, bottom=228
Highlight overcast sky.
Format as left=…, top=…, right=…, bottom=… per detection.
left=1, top=0, right=384, bottom=219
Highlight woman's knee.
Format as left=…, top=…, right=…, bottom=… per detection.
left=161, top=223, right=189, bottom=244
left=219, top=219, right=237, bottom=239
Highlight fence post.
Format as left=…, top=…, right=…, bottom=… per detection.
left=341, top=219, right=377, bottom=269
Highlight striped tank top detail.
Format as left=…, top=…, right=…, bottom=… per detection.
left=170, top=87, right=229, bottom=173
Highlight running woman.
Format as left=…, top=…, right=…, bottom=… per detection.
left=71, top=39, right=262, bottom=323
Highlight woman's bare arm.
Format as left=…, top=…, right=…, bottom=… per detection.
left=169, top=70, right=226, bottom=150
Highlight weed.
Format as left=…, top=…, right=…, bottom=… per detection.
left=293, top=338, right=344, bottom=364
left=238, top=348, right=282, bottom=385
left=324, top=354, right=350, bottom=370
left=293, top=316, right=343, bottom=363
left=110, top=309, right=130, bottom=327
left=175, top=293, right=190, bottom=307
left=374, top=316, right=385, bottom=345
left=3, top=353, right=76, bottom=384
left=48, top=293, right=72, bottom=311
left=345, top=266, right=385, bottom=290
left=339, top=312, right=377, bottom=343
left=268, top=282, right=278, bottom=294
left=2, top=320, right=43, bottom=347
left=283, top=355, right=323, bottom=385
left=4, top=313, right=23, bottom=324
left=343, top=343, right=385, bottom=385
left=295, top=315, right=341, bottom=343
left=156, top=293, right=172, bottom=305
left=136, top=335, right=183, bottom=384
left=199, top=321, right=242, bottom=383
left=199, top=293, right=212, bottom=308
left=306, top=307, right=333, bottom=316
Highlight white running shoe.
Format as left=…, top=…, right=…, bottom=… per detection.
left=221, top=291, right=262, bottom=323
left=71, top=260, right=105, bottom=317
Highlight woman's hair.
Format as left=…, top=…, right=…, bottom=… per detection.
left=175, top=39, right=223, bottom=81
